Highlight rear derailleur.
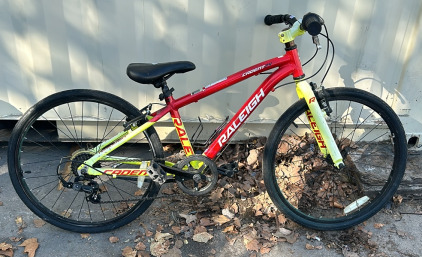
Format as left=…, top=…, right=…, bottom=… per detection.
left=59, top=176, right=102, bottom=204
left=72, top=177, right=102, bottom=203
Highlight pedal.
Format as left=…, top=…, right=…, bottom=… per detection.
left=217, top=162, right=239, bottom=178
left=147, top=161, right=167, bottom=185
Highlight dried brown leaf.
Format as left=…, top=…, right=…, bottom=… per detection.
left=194, top=225, right=207, bottom=235
left=171, top=226, right=181, bottom=234
left=135, top=242, right=147, bottom=251
left=134, top=189, right=144, bottom=196
left=33, top=218, right=46, bottom=228
left=260, top=247, right=271, bottom=254
left=305, top=243, right=315, bottom=250
left=60, top=209, right=72, bottom=218
left=210, top=188, right=224, bottom=202
left=192, top=232, right=214, bottom=243
left=222, top=225, right=235, bottom=234
left=150, top=240, right=170, bottom=256
left=179, top=213, right=197, bottom=224
left=145, top=230, right=154, bottom=237
left=393, top=195, right=403, bottom=205
left=0, top=243, right=13, bottom=251
left=231, top=203, right=239, bottom=214
left=331, top=201, right=344, bottom=209
left=162, top=247, right=182, bottom=257
left=225, top=235, right=237, bottom=246
left=19, top=238, right=39, bottom=257
left=374, top=223, right=385, bottom=229
left=286, top=233, right=299, bottom=244
left=0, top=243, right=13, bottom=257
left=277, top=214, right=287, bottom=225
left=212, top=215, right=231, bottom=226
left=244, top=238, right=260, bottom=252
left=10, top=237, right=22, bottom=242
left=109, top=236, right=119, bottom=243
left=222, top=208, right=235, bottom=219
left=156, top=224, right=164, bottom=232
left=200, top=217, right=214, bottom=227
left=99, top=185, right=108, bottom=192
left=80, top=233, right=90, bottom=239
left=121, top=246, right=137, bottom=257
left=15, top=216, right=24, bottom=226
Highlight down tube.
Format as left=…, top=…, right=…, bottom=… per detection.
left=203, top=68, right=294, bottom=159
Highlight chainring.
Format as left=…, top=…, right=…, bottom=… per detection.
left=175, top=155, right=218, bottom=196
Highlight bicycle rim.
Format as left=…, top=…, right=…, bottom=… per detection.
left=8, top=90, right=163, bottom=233
left=263, top=88, right=407, bottom=230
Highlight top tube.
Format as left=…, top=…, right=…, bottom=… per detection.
left=149, top=48, right=304, bottom=123
left=147, top=48, right=305, bottom=159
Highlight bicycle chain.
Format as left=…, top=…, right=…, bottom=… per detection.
left=98, top=191, right=185, bottom=204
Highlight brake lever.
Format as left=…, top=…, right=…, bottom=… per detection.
left=312, top=35, right=322, bottom=49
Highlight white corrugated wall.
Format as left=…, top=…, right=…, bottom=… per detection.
left=0, top=0, right=421, bottom=144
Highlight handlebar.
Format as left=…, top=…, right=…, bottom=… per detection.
left=265, top=12, right=324, bottom=36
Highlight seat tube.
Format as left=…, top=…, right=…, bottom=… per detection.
left=166, top=95, right=195, bottom=157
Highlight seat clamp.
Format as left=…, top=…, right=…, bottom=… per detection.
left=159, top=87, right=174, bottom=101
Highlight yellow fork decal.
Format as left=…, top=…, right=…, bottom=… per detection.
left=296, top=81, right=344, bottom=168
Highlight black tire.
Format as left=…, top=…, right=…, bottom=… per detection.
left=8, top=89, right=164, bottom=233
left=263, top=88, right=407, bottom=230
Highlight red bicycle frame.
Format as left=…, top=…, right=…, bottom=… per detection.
left=149, top=48, right=305, bottom=159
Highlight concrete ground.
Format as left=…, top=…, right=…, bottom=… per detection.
left=1, top=143, right=421, bottom=257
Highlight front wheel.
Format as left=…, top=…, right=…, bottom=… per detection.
left=263, top=87, right=407, bottom=230
left=8, top=89, right=164, bottom=233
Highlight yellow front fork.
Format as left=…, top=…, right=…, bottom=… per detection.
left=296, top=81, right=344, bottom=169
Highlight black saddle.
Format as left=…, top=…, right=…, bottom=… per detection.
left=127, top=61, right=195, bottom=87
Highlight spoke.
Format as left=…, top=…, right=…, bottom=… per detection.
left=53, top=108, right=82, bottom=148
left=30, top=179, right=60, bottom=193
left=52, top=183, right=69, bottom=209
left=100, top=108, right=115, bottom=148
left=340, top=101, right=352, bottom=140
left=96, top=176, right=119, bottom=214
left=25, top=125, right=63, bottom=152
left=339, top=109, right=376, bottom=145
left=103, top=179, right=139, bottom=199
left=67, top=103, right=79, bottom=145
left=80, top=101, right=84, bottom=147
left=349, top=105, right=364, bottom=143
left=63, top=190, right=81, bottom=218
left=23, top=174, right=62, bottom=179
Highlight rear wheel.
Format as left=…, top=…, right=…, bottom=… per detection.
left=263, top=88, right=407, bottom=230
left=8, top=89, right=164, bottom=233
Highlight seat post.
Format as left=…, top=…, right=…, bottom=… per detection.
left=158, top=81, right=175, bottom=101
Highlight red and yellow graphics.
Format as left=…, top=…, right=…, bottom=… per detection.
left=172, top=118, right=194, bottom=156
left=305, top=110, right=328, bottom=155
left=104, top=169, right=148, bottom=176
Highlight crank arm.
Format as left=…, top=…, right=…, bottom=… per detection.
left=157, top=163, right=196, bottom=179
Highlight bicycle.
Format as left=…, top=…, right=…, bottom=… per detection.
left=8, top=12, right=407, bottom=233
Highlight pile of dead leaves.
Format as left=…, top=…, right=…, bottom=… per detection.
left=125, top=137, right=305, bottom=256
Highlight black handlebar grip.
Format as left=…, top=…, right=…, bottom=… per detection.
left=265, top=14, right=298, bottom=26
left=301, top=12, right=324, bottom=36
left=264, top=14, right=284, bottom=26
